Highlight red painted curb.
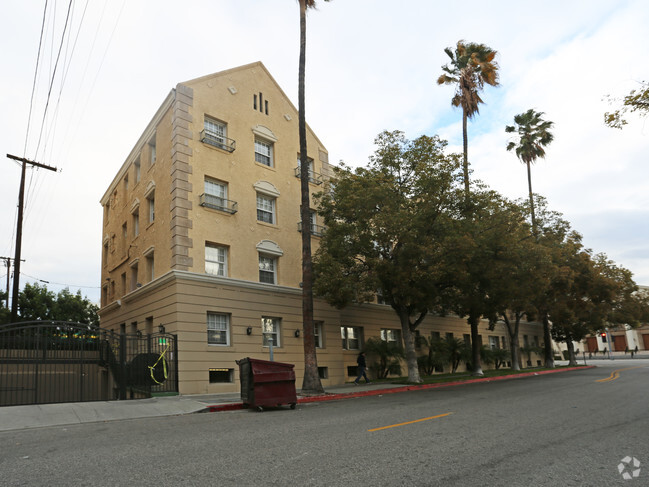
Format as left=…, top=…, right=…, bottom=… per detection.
left=204, top=366, right=594, bottom=411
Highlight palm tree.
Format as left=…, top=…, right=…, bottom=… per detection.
left=505, top=109, right=554, bottom=235
left=437, top=40, right=499, bottom=204
left=298, top=0, right=328, bottom=393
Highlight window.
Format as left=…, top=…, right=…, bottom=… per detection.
left=124, top=174, right=129, bottom=192
left=209, top=368, right=234, bottom=383
left=318, top=367, right=328, bottom=379
left=256, top=193, right=276, bottom=224
left=463, top=334, right=471, bottom=346
left=130, top=261, right=138, bottom=291
left=132, top=210, right=139, bottom=237
left=134, top=158, right=141, bottom=183
left=204, top=178, right=227, bottom=208
left=206, top=244, right=228, bottom=277
left=207, top=312, right=230, bottom=346
left=147, top=194, right=155, bottom=223
left=381, top=329, right=402, bottom=344
left=489, top=336, right=500, bottom=350
left=121, top=222, right=128, bottom=250
left=144, top=249, right=154, bottom=281
left=203, top=117, right=234, bottom=151
left=254, top=137, right=273, bottom=167
left=259, top=254, right=277, bottom=284
left=149, top=134, right=156, bottom=164
left=262, top=317, right=280, bottom=347
left=341, top=326, right=362, bottom=350
left=314, top=321, right=324, bottom=348
left=446, top=332, right=454, bottom=341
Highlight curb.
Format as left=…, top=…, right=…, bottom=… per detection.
left=203, top=365, right=594, bottom=412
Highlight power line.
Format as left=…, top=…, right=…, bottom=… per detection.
left=21, top=272, right=100, bottom=290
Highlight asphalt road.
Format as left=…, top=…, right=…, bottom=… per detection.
left=1, top=363, right=647, bottom=486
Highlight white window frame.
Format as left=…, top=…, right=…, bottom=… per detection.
left=149, top=134, right=157, bottom=165
left=258, top=254, right=277, bottom=284
left=314, top=321, right=324, bottom=349
left=207, top=312, right=230, bottom=346
left=381, top=329, right=401, bottom=344
left=148, top=194, right=155, bottom=223
left=254, top=137, right=273, bottom=167
left=205, top=118, right=227, bottom=145
left=341, top=326, right=362, bottom=350
left=206, top=243, right=228, bottom=277
left=256, top=193, right=276, bottom=224
left=262, top=317, right=281, bottom=347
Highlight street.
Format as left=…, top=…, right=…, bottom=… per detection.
left=1, top=363, right=648, bottom=486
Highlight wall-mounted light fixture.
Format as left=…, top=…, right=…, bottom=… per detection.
left=246, top=326, right=252, bottom=335
left=158, top=324, right=165, bottom=334
left=294, top=329, right=300, bottom=338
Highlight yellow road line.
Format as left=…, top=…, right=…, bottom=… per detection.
left=368, top=412, right=453, bottom=432
left=596, top=366, right=646, bottom=382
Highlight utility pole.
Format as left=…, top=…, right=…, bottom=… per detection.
left=6, top=154, right=58, bottom=322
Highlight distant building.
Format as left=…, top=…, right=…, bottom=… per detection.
left=99, top=62, right=544, bottom=394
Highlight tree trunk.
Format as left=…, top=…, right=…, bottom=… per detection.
left=469, top=314, right=483, bottom=376
left=462, top=109, right=470, bottom=206
left=566, top=339, right=577, bottom=366
left=398, top=309, right=422, bottom=383
left=298, top=0, right=323, bottom=394
left=502, top=314, right=521, bottom=371
left=542, top=311, right=554, bottom=369
left=526, top=161, right=537, bottom=236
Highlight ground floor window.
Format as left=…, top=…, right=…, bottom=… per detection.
left=381, top=328, right=401, bottom=344
left=262, top=317, right=281, bottom=347
left=318, top=366, right=328, bottom=379
left=209, top=368, right=234, bottom=383
left=341, top=326, right=362, bottom=350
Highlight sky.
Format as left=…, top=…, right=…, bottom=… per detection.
left=0, top=0, right=647, bottom=307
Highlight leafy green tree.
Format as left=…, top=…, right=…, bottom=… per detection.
left=18, top=283, right=55, bottom=321
left=314, top=130, right=463, bottom=383
left=0, top=291, right=10, bottom=325
left=445, top=336, right=467, bottom=374
left=532, top=199, right=576, bottom=368
left=13, top=283, right=98, bottom=326
left=437, top=40, right=499, bottom=203
left=505, top=109, right=554, bottom=235
left=54, top=288, right=99, bottom=327
left=416, top=334, right=448, bottom=375
left=604, top=81, right=649, bottom=129
left=442, top=189, right=525, bottom=375
left=364, top=337, right=405, bottom=379
left=297, top=0, right=329, bottom=394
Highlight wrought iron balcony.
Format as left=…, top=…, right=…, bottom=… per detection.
left=200, top=130, right=236, bottom=153
left=297, top=221, right=326, bottom=237
left=294, top=166, right=323, bottom=185
left=199, top=194, right=238, bottom=214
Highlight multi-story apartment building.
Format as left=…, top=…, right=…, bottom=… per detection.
left=99, top=62, right=543, bottom=395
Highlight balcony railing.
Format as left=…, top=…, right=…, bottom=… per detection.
left=199, top=194, right=238, bottom=214
left=294, top=166, right=323, bottom=185
left=200, top=130, right=236, bottom=153
left=297, top=221, right=326, bottom=237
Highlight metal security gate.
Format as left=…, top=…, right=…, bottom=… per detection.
left=0, top=321, right=178, bottom=407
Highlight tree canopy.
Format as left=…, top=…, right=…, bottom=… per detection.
left=604, top=81, right=649, bottom=129
left=314, top=130, right=463, bottom=382
left=1, top=283, right=98, bottom=326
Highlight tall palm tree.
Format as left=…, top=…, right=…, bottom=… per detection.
left=505, top=109, right=554, bottom=235
left=437, top=40, right=499, bottom=205
left=298, top=0, right=327, bottom=393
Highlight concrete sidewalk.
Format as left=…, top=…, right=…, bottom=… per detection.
left=0, top=364, right=593, bottom=432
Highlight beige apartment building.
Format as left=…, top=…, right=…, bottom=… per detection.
left=98, top=62, right=544, bottom=395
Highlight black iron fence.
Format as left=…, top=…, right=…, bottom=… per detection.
left=0, top=321, right=178, bottom=407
